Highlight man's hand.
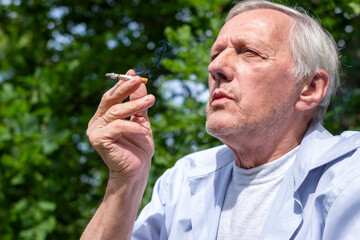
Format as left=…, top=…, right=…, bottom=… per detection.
left=87, top=69, right=155, bottom=182
left=81, top=69, right=155, bottom=240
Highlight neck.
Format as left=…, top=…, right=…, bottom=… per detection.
left=221, top=117, right=311, bottom=169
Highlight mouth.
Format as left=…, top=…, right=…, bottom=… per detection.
left=210, top=90, right=234, bottom=105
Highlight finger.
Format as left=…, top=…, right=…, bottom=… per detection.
left=89, top=119, right=151, bottom=150
left=95, top=69, right=142, bottom=118
left=129, top=67, right=148, bottom=101
left=130, top=82, right=147, bottom=101
left=129, top=81, right=150, bottom=119
left=116, top=133, right=154, bottom=157
left=99, top=77, right=143, bottom=113
left=95, top=120, right=153, bottom=153
left=89, top=77, right=143, bottom=126
left=104, top=94, right=155, bottom=123
left=104, top=119, right=151, bottom=139
left=126, top=69, right=136, bottom=76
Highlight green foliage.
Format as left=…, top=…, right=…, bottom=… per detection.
left=0, top=0, right=359, bottom=239
left=0, top=0, right=210, bottom=238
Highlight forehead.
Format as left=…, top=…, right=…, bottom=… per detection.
left=212, top=9, right=294, bottom=51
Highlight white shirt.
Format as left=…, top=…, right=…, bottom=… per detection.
left=217, top=147, right=298, bottom=239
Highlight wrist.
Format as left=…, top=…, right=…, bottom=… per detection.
left=108, top=158, right=151, bottom=185
left=106, top=170, right=149, bottom=199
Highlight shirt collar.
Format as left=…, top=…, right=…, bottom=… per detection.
left=292, top=121, right=360, bottom=192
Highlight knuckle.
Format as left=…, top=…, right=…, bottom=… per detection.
left=111, top=119, right=124, bottom=128
left=87, top=130, right=95, bottom=143
left=88, top=134, right=100, bottom=148
left=111, top=120, right=130, bottom=134
left=132, top=98, right=146, bottom=110
left=110, top=120, right=121, bottom=130
left=86, top=128, right=100, bottom=147
left=101, top=92, right=110, bottom=102
left=128, top=101, right=139, bottom=112
left=108, top=105, right=122, bottom=117
left=114, top=87, right=127, bottom=99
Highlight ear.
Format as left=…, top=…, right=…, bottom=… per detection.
left=295, top=70, right=330, bottom=111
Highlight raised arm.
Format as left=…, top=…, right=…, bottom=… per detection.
left=81, top=69, right=156, bottom=240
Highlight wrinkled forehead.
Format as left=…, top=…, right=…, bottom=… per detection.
left=218, top=9, right=295, bottom=44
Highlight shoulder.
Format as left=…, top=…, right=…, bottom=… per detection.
left=307, top=123, right=360, bottom=186
left=294, top=123, right=360, bottom=207
left=316, top=128, right=360, bottom=177
left=302, top=130, right=360, bottom=214
left=296, top=122, right=360, bottom=171
left=318, top=147, right=360, bottom=238
left=320, top=147, right=360, bottom=197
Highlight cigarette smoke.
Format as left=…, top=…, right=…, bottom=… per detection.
left=134, top=40, right=172, bottom=81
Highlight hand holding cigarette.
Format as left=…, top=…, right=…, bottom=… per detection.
left=105, top=72, right=148, bottom=84
left=83, top=69, right=156, bottom=238
left=87, top=69, right=155, bottom=180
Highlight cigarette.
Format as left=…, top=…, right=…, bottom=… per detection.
left=105, top=72, right=148, bottom=84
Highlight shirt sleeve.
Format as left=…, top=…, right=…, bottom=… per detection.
left=131, top=175, right=168, bottom=240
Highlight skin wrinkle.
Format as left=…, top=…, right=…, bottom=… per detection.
left=206, top=9, right=308, bottom=169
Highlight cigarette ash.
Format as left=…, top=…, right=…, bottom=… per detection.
left=104, top=72, right=119, bottom=79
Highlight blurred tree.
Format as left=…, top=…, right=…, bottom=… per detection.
left=0, top=0, right=228, bottom=238
left=0, top=0, right=358, bottom=239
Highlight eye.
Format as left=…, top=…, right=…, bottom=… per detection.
left=240, top=48, right=259, bottom=56
left=245, top=49, right=256, bottom=54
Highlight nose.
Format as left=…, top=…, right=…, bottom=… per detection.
left=208, top=50, right=234, bottom=82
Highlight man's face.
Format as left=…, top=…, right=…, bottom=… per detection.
left=206, top=9, right=300, bottom=141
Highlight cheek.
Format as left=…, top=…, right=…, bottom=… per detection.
left=240, top=64, right=294, bottom=95
left=238, top=77, right=295, bottom=116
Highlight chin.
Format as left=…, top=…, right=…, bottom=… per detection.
left=205, top=119, right=240, bottom=139
left=205, top=104, right=251, bottom=140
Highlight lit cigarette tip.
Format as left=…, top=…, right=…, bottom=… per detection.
left=105, top=72, right=148, bottom=84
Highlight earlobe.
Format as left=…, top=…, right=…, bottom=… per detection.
left=294, top=70, right=330, bottom=111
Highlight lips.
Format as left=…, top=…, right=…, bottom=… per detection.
left=211, top=90, right=234, bottom=105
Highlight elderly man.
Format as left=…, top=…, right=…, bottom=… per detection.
left=81, top=0, right=360, bottom=239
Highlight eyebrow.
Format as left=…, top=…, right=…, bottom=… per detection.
left=210, top=39, right=228, bottom=53
left=211, top=34, right=274, bottom=56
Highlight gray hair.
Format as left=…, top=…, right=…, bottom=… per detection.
left=226, top=0, right=340, bottom=122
